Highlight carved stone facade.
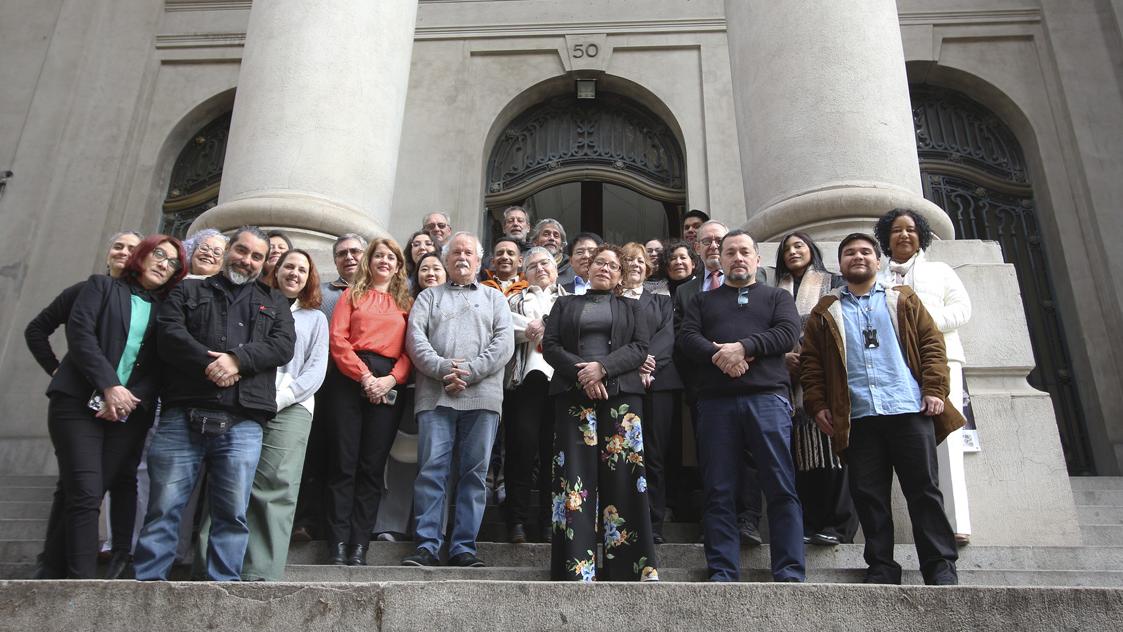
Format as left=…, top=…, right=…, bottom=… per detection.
left=0, top=2, right=1120, bottom=539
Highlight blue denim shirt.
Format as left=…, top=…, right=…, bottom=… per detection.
left=841, top=283, right=922, bottom=419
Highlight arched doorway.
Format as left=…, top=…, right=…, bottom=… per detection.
left=910, top=85, right=1093, bottom=474
left=160, top=111, right=232, bottom=239
left=484, top=92, right=686, bottom=244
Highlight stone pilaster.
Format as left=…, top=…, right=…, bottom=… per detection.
left=189, top=0, right=418, bottom=247
left=725, top=0, right=952, bottom=241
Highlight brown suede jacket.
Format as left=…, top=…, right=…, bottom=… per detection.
left=800, top=284, right=966, bottom=456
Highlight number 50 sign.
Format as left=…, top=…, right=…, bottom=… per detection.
left=564, top=34, right=609, bottom=71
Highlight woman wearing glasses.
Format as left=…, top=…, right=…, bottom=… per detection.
left=542, top=244, right=659, bottom=582
left=45, top=235, right=186, bottom=578
left=183, top=229, right=229, bottom=279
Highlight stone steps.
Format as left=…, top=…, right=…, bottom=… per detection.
left=1077, top=505, right=1123, bottom=525
left=1069, top=476, right=1123, bottom=490
left=0, top=501, right=51, bottom=520
left=0, top=580, right=1119, bottom=631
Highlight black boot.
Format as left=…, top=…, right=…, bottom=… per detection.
left=105, top=550, right=131, bottom=579
left=347, top=543, right=368, bottom=566
left=328, top=541, right=347, bottom=566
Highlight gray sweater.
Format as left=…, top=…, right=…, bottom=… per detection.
left=406, top=282, right=514, bottom=415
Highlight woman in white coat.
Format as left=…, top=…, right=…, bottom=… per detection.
left=876, top=208, right=973, bottom=545
left=502, top=246, right=568, bottom=543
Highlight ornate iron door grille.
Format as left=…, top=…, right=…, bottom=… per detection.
left=912, top=86, right=1093, bottom=474
left=161, top=112, right=231, bottom=239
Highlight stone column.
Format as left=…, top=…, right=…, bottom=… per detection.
left=725, top=0, right=953, bottom=241
left=189, top=0, right=418, bottom=247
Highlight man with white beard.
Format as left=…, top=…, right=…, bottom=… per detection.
left=134, top=226, right=295, bottom=581
left=402, top=231, right=514, bottom=568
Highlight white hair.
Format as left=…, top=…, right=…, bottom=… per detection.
left=441, top=231, right=484, bottom=259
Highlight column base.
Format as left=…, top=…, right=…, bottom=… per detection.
left=743, top=183, right=954, bottom=242
left=188, top=191, right=387, bottom=266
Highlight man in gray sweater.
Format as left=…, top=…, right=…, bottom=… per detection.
left=402, top=231, right=514, bottom=568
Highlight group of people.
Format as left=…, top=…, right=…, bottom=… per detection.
left=26, top=202, right=973, bottom=585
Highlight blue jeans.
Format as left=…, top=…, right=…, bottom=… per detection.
left=696, top=393, right=805, bottom=582
left=412, top=407, right=498, bottom=557
left=133, top=409, right=263, bottom=581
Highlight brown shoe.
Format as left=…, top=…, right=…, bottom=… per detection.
left=291, top=526, right=313, bottom=543
left=954, top=533, right=970, bottom=547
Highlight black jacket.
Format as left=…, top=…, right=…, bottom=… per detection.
left=542, top=293, right=650, bottom=397
left=634, top=291, right=683, bottom=391
left=25, top=280, right=86, bottom=376
left=46, top=275, right=161, bottom=408
left=157, top=275, right=295, bottom=418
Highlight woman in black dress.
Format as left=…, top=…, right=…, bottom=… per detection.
left=543, top=244, right=658, bottom=582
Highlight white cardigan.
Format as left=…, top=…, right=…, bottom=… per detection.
left=508, top=283, right=564, bottom=384
left=878, top=250, right=972, bottom=364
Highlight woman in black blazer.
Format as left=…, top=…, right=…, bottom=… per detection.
left=618, top=242, right=684, bottom=545
left=45, top=234, right=185, bottom=578
left=542, top=244, right=659, bottom=582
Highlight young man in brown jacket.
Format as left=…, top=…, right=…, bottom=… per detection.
left=800, top=233, right=965, bottom=586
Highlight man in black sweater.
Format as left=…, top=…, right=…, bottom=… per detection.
left=677, top=229, right=805, bottom=582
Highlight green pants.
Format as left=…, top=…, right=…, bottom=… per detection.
left=196, top=403, right=312, bottom=581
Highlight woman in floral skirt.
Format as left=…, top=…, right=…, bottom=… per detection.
left=542, top=244, right=659, bottom=582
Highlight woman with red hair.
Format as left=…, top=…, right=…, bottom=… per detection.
left=45, top=234, right=186, bottom=578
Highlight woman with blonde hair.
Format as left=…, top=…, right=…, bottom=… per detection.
left=327, top=237, right=414, bottom=565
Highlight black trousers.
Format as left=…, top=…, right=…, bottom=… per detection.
left=294, top=365, right=343, bottom=537
left=642, top=390, right=676, bottom=532
left=502, top=372, right=553, bottom=529
left=45, top=394, right=151, bottom=578
left=847, top=413, right=958, bottom=584
left=796, top=466, right=859, bottom=541
left=326, top=376, right=402, bottom=547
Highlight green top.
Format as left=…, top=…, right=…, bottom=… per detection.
left=115, top=294, right=152, bottom=385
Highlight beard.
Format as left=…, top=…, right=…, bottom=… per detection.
left=224, top=261, right=260, bottom=285
left=842, top=265, right=877, bottom=284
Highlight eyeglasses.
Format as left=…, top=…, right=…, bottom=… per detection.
left=424, top=222, right=449, bottom=231
left=152, top=248, right=182, bottom=271
left=590, top=258, right=621, bottom=272
left=737, top=287, right=749, bottom=307
left=195, top=244, right=224, bottom=257
left=334, top=248, right=364, bottom=260
left=573, top=247, right=598, bottom=257
left=699, top=237, right=722, bottom=247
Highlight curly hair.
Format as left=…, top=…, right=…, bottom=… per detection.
left=874, top=208, right=933, bottom=257
left=349, top=237, right=412, bottom=312
left=658, top=239, right=697, bottom=279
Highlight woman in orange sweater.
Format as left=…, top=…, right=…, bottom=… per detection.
left=327, top=237, right=413, bottom=566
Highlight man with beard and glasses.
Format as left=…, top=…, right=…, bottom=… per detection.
left=402, top=231, right=514, bottom=568
left=800, top=233, right=964, bottom=586
left=133, top=226, right=295, bottom=581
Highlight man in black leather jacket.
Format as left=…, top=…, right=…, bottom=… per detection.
left=133, top=226, right=295, bottom=581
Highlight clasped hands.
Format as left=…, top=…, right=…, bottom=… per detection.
left=443, top=358, right=470, bottom=395
left=98, top=385, right=140, bottom=422
left=361, top=373, right=396, bottom=404
left=575, top=361, right=608, bottom=400
left=711, top=341, right=753, bottom=378
left=205, top=351, right=241, bottom=388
